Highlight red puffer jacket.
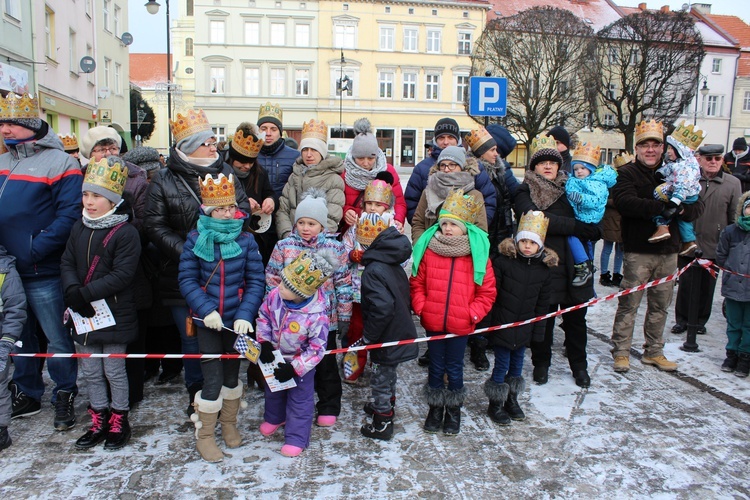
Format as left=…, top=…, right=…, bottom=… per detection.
left=410, top=249, right=496, bottom=335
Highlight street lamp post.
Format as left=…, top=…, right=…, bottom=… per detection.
left=145, top=0, right=172, bottom=146
left=693, top=77, right=709, bottom=126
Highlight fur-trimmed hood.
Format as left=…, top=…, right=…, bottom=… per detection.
left=498, top=237, right=559, bottom=267
left=736, top=191, right=750, bottom=221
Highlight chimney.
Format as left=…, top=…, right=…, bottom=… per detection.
left=692, top=3, right=712, bottom=14
left=660, top=5, right=670, bottom=13
left=638, top=3, right=647, bottom=11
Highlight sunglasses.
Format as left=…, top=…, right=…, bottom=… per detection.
left=702, top=155, right=722, bottom=162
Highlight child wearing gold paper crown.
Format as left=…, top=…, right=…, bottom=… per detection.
left=257, top=249, right=337, bottom=457
left=410, top=190, right=496, bottom=436
left=60, top=157, right=141, bottom=451
left=178, top=172, right=265, bottom=463
left=484, top=211, right=557, bottom=426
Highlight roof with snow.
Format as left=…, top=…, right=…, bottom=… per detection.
left=486, top=0, right=625, bottom=30
left=619, top=4, right=735, bottom=48
left=129, top=54, right=171, bottom=89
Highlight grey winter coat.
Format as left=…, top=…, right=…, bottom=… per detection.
left=716, top=192, right=750, bottom=302
left=694, top=170, right=741, bottom=260
left=0, top=247, right=27, bottom=344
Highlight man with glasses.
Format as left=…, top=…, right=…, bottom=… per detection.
left=610, top=120, right=704, bottom=373
left=671, top=144, right=741, bottom=336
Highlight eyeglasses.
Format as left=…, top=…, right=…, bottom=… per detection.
left=213, top=206, right=237, bottom=215
left=636, top=143, right=662, bottom=151
left=201, top=141, right=218, bottom=149
left=91, top=145, right=120, bottom=155
left=438, top=162, right=461, bottom=172
left=702, top=155, right=723, bottom=162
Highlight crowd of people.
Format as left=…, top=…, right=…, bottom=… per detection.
left=1, top=90, right=749, bottom=461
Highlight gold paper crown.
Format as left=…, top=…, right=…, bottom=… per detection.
left=199, top=173, right=236, bottom=207
left=530, top=135, right=558, bottom=156
left=363, top=179, right=393, bottom=207
left=440, top=189, right=483, bottom=225
left=281, top=250, right=335, bottom=298
left=634, top=119, right=664, bottom=145
left=59, top=134, right=79, bottom=152
left=0, top=92, right=39, bottom=120
left=258, top=102, right=283, bottom=123
left=0, top=139, right=8, bottom=155
left=84, top=158, right=128, bottom=197
left=301, top=119, right=328, bottom=142
left=170, top=109, right=211, bottom=145
left=612, top=152, right=635, bottom=169
left=231, top=129, right=263, bottom=159
left=356, top=213, right=391, bottom=247
left=670, top=121, right=705, bottom=151
left=571, top=142, right=601, bottom=167
left=465, top=127, right=493, bottom=153
left=517, top=211, right=549, bottom=242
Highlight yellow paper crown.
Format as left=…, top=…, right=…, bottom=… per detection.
left=231, top=129, right=263, bottom=159
left=170, top=109, right=211, bottom=145
left=58, top=134, right=79, bottom=152
left=356, top=213, right=391, bottom=247
left=0, top=140, right=7, bottom=155
left=516, top=210, right=549, bottom=242
left=635, top=119, right=664, bottom=145
left=530, top=135, right=558, bottom=156
left=612, top=152, right=635, bottom=169
left=440, top=189, right=483, bottom=225
left=571, top=142, right=601, bottom=167
left=301, top=119, right=328, bottom=143
left=363, top=179, right=393, bottom=207
left=465, top=127, right=493, bottom=154
left=670, top=121, right=705, bottom=151
left=0, top=92, right=39, bottom=120
left=84, top=158, right=128, bottom=197
left=258, top=102, right=283, bottom=123
left=281, top=250, right=335, bottom=298
left=199, top=173, right=236, bottom=207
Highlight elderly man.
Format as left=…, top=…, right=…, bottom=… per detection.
left=610, top=120, right=704, bottom=373
left=671, top=144, right=741, bottom=335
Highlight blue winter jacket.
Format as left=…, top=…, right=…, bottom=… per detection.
left=565, top=166, right=617, bottom=224
left=256, top=139, right=301, bottom=198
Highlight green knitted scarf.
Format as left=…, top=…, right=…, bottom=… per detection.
left=193, top=215, right=244, bottom=262
left=737, top=215, right=750, bottom=232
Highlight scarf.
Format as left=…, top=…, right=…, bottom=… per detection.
left=424, top=171, right=475, bottom=220
left=193, top=215, right=244, bottom=262
left=523, top=170, right=567, bottom=210
left=428, top=232, right=471, bottom=257
left=737, top=215, right=750, bottom=232
left=175, top=148, right=219, bottom=168
left=733, top=148, right=749, bottom=160
left=344, top=150, right=388, bottom=190
left=82, top=202, right=129, bottom=229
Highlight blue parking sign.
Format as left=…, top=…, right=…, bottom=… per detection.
left=469, top=77, right=508, bottom=117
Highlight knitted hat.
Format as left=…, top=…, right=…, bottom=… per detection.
left=122, top=146, right=161, bottom=173
left=439, top=216, right=466, bottom=235
left=436, top=146, right=467, bottom=170
left=733, top=137, right=748, bottom=151
left=433, top=117, right=460, bottom=142
left=299, top=119, right=329, bottom=159
left=515, top=211, right=549, bottom=250
left=546, top=126, right=570, bottom=150
left=81, top=126, right=122, bottom=158
left=83, top=156, right=128, bottom=204
left=350, top=118, right=380, bottom=158
left=465, top=127, right=497, bottom=158
left=257, top=102, right=283, bottom=131
left=486, top=124, right=516, bottom=158
left=170, top=109, right=215, bottom=155
left=199, top=173, right=236, bottom=215
left=0, top=93, right=42, bottom=131
left=281, top=249, right=338, bottom=298
left=295, top=188, right=328, bottom=228
left=743, top=197, right=750, bottom=212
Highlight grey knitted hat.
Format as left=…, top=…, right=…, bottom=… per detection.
left=350, top=118, right=380, bottom=158
left=122, top=146, right=161, bottom=172
left=436, top=146, right=467, bottom=169
left=294, top=188, right=328, bottom=228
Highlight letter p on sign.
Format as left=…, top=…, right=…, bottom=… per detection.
left=469, top=76, right=507, bottom=117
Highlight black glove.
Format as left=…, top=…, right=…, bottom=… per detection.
left=259, top=342, right=275, bottom=364
left=573, top=221, right=601, bottom=242
left=65, top=288, right=96, bottom=318
left=661, top=200, right=679, bottom=220
left=273, top=362, right=295, bottom=382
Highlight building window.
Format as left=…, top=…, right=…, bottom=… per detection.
left=295, top=69, right=310, bottom=96
left=458, top=32, right=471, bottom=55
left=379, top=71, right=393, bottom=98
left=408, top=8, right=414, bottom=14
left=403, top=73, right=416, bottom=99
left=334, top=24, right=356, bottom=49
left=456, top=75, right=469, bottom=102
left=270, top=22, right=286, bottom=46
left=336, top=74, right=353, bottom=96
left=244, top=22, right=259, bottom=45
left=426, top=74, right=439, bottom=100
left=44, top=7, right=55, bottom=58
left=432, top=9, right=437, bottom=15
left=69, top=30, right=76, bottom=73
left=210, top=67, right=225, bottom=94
left=186, top=0, right=194, bottom=16
left=212, top=126, right=226, bottom=142
left=270, top=68, right=286, bottom=96
left=103, top=0, right=110, bottom=31
left=295, top=24, right=310, bottom=47
left=608, top=48, right=619, bottom=65
left=743, top=91, right=750, bottom=112
left=603, top=113, right=615, bottom=126
left=403, top=27, right=417, bottom=52
left=244, top=67, right=260, bottom=95
left=463, top=11, right=469, bottom=18
left=379, top=26, right=394, bottom=51
left=607, top=83, right=617, bottom=100
left=114, top=5, right=121, bottom=37
left=385, top=6, right=390, bottom=13
left=712, top=58, right=722, bottom=74
left=114, top=63, right=122, bottom=94
left=210, top=20, right=225, bottom=44
left=427, top=29, right=441, bottom=53
left=185, top=37, right=193, bottom=56
left=84, top=0, right=91, bottom=17
left=343, top=3, right=348, bottom=10
left=104, top=57, right=111, bottom=89
left=5, top=0, right=21, bottom=19
left=706, top=95, right=723, bottom=116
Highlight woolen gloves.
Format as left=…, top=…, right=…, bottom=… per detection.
left=233, top=319, right=253, bottom=335
left=273, top=362, right=295, bottom=382
left=573, top=221, right=601, bottom=242
left=661, top=200, right=679, bottom=220
left=203, top=310, right=223, bottom=331
left=65, top=288, right=96, bottom=317
left=567, top=191, right=583, bottom=206
left=259, top=342, right=275, bottom=364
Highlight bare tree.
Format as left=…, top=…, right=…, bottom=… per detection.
left=596, top=10, right=704, bottom=151
left=471, top=7, right=598, bottom=148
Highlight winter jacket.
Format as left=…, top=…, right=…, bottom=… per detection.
left=410, top=245, right=496, bottom=335
left=256, top=138, right=301, bottom=197
left=0, top=125, right=83, bottom=278
left=481, top=157, right=519, bottom=254
left=566, top=165, right=617, bottom=224
left=178, top=228, right=265, bottom=326
left=0, top=247, right=27, bottom=344
left=693, top=170, right=742, bottom=260
left=716, top=192, right=750, bottom=302
left=143, top=148, right=251, bottom=303
left=600, top=196, right=622, bottom=243
left=656, top=140, right=702, bottom=201
left=360, top=227, right=419, bottom=366
left=405, top=145, right=497, bottom=224
left=612, top=158, right=704, bottom=255
left=341, top=163, right=407, bottom=230
left=488, top=238, right=557, bottom=349
left=276, top=155, right=346, bottom=239
left=724, top=148, right=750, bottom=192
left=60, top=205, right=141, bottom=346
left=256, top=287, right=328, bottom=377
left=234, top=164, right=278, bottom=264
left=266, top=231, right=352, bottom=327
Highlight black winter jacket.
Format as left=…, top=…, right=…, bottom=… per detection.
left=724, top=150, right=750, bottom=192
left=488, top=239, right=557, bottom=348
left=360, top=227, right=419, bottom=366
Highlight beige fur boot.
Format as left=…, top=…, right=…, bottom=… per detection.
left=219, top=384, right=247, bottom=448
left=190, top=391, right=224, bottom=463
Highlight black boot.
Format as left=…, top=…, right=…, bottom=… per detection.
left=0, top=426, right=11, bottom=452
left=417, top=348, right=430, bottom=367
left=443, top=406, right=461, bottom=435
left=104, top=409, right=131, bottom=450
left=721, top=350, right=738, bottom=372
left=484, top=379, right=510, bottom=425
left=75, top=406, right=110, bottom=450
left=504, top=376, right=526, bottom=421
left=533, top=365, right=549, bottom=385
left=611, top=273, right=623, bottom=287
left=53, top=389, right=76, bottom=431
left=361, top=411, right=394, bottom=441
left=423, top=385, right=445, bottom=433
left=573, top=369, right=591, bottom=389
left=364, top=396, right=395, bottom=416
left=735, top=353, right=750, bottom=378
left=186, top=382, right=203, bottom=417
left=599, top=271, right=613, bottom=287
left=469, top=336, right=490, bottom=371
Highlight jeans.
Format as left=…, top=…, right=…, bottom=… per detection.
left=491, top=346, right=525, bottom=383
left=427, top=333, right=469, bottom=391
left=600, top=240, right=623, bottom=274
left=196, top=326, right=240, bottom=401
left=13, top=277, right=77, bottom=402
left=567, top=236, right=592, bottom=265
left=170, top=305, right=203, bottom=388
left=370, top=363, right=398, bottom=414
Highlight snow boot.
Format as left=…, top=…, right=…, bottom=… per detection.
left=191, top=391, right=224, bottom=462
left=75, top=406, right=110, bottom=450
left=360, top=411, right=394, bottom=441
left=721, top=350, right=738, bottom=373
left=504, top=376, right=526, bottom=421
left=443, top=388, right=466, bottom=435
left=104, top=409, right=131, bottom=451
left=735, top=353, right=750, bottom=378
left=53, top=389, right=76, bottom=431
left=533, top=365, right=549, bottom=385
left=648, top=225, right=671, bottom=243
left=186, top=382, right=203, bottom=418
left=364, top=396, right=395, bottom=417
left=599, top=271, right=613, bottom=287
left=611, top=273, right=623, bottom=287
left=219, top=384, right=246, bottom=448
left=423, top=385, right=445, bottom=433
left=417, top=348, right=430, bottom=367
left=469, top=336, right=490, bottom=371
left=0, top=426, right=11, bottom=452
left=247, top=363, right=266, bottom=392
left=572, top=261, right=593, bottom=287
left=484, top=379, right=510, bottom=426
